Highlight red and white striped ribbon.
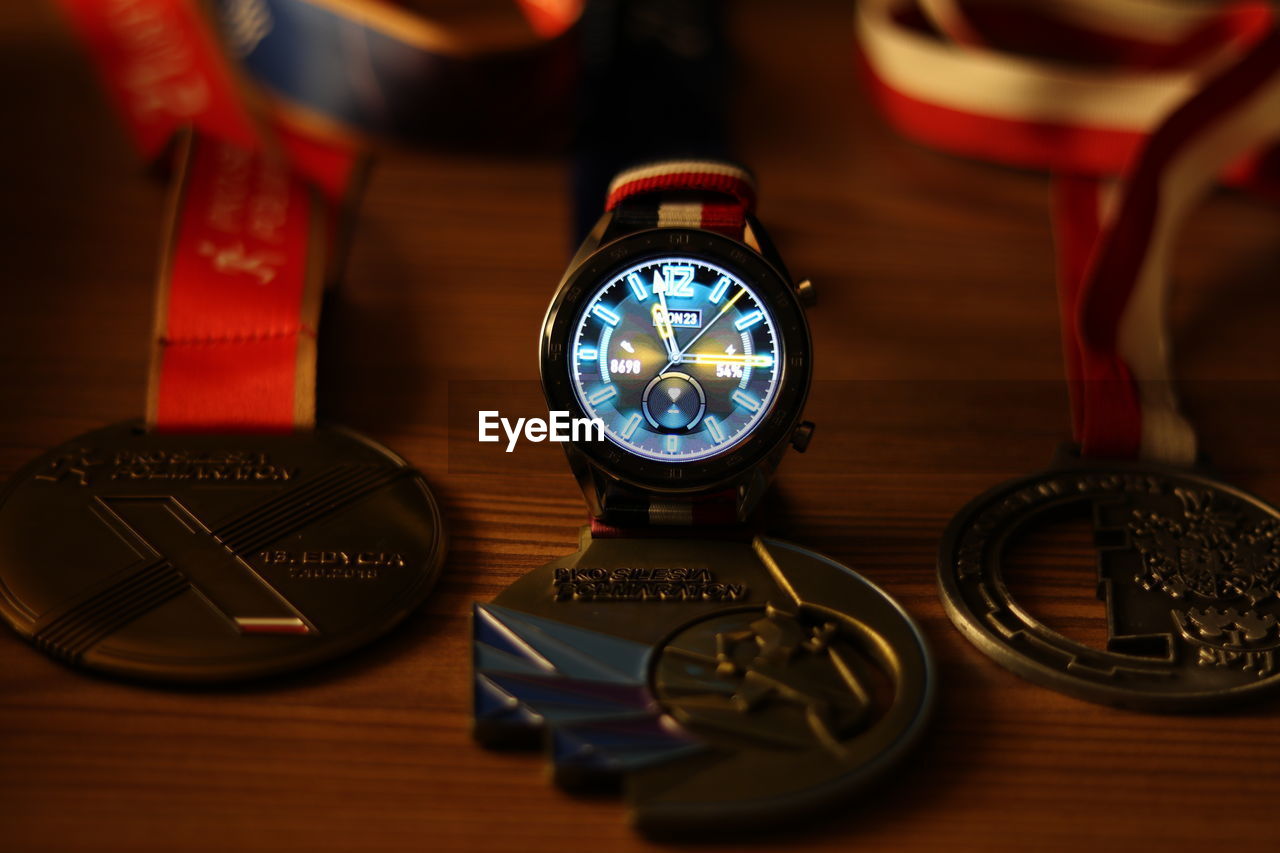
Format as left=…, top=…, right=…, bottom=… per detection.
left=857, top=0, right=1280, bottom=464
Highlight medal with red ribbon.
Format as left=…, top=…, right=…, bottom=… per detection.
left=0, top=0, right=581, bottom=682
left=861, top=0, right=1280, bottom=709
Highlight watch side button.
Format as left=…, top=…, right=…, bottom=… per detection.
left=796, top=279, right=816, bottom=307
left=791, top=421, right=815, bottom=453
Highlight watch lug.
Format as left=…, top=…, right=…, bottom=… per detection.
left=563, top=444, right=606, bottom=519
left=566, top=211, right=615, bottom=274
left=734, top=468, right=772, bottom=522
left=734, top=438, right=791, bottom=521
left=743, top=214, right=794, bottom=284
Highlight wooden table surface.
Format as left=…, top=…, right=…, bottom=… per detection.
left=5, top=2, right=1280, bottom=851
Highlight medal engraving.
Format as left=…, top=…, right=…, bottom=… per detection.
left=0, top=422, right=444, bottom=682
left=552, top=566, right=748, bottom=602
left=939, top=461, right=1280, bottom=710
left=653, top=606, right=874, bottom=753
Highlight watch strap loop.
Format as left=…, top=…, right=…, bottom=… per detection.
left=604, top=159, right=756, bottom=239
left=605, top=160, right=757, bottom=212
left=589, top=489, right=746, bottom=538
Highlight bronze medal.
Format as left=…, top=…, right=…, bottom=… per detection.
left=473, top=529, right=934, bottom=836
left=0, top=422, right=444, bottom=682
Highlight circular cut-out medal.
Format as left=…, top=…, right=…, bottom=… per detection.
left=472, top=531, right=934, bottom=836
left=939, top=460, right=1280, bottom=711
left=0, top=422, right=444, bottom=683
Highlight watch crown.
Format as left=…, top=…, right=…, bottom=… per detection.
left=795, top=279, right=816, bottom=307
left=791, top=421, right=816, bottom=453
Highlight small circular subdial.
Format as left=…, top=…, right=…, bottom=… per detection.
left=642, top=373, right=706, bottom=431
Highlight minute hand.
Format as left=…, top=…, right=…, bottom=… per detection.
left=660, top=288, right=747, bottom=372
left=656, top=288, right=680, bottom=361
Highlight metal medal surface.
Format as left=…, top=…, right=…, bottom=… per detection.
left=472, top=530, right=934, bottom=836
left=939, top=458, right=1280, bottom=711
left=0, top=422, right=445, bottom=682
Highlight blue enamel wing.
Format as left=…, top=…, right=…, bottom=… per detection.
left=472, top=603, right=705, bottom=788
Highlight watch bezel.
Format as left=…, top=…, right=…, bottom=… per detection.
left=540, top=227, right=811, bottom=494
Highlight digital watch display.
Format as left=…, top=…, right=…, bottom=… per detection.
left=568, top=256, right=781, bottom=462
left=540, top=157, right=815, bottom=521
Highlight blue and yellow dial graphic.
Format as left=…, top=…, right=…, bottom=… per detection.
left=570, top=257, right=780, bottom=461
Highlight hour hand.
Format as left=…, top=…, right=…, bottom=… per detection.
left=654, top=292, right=681, bottom=362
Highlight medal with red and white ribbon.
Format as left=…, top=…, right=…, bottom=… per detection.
left=862, top=0, right=1280, bottom=709
left=0, top=0, right=580, bottom=682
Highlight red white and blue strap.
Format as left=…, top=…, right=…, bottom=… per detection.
left=856, top=0, right=1280, bottom=465
left=605, top=159, right=757, bottom=238
left=592, top=159, right=758, bottom=533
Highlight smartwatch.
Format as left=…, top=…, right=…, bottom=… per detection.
left=540, top=159, right=816, bottom=528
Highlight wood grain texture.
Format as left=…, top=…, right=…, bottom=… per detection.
left=4, top=2, right=1280, bottom=851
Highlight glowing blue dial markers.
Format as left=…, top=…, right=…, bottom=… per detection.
left=587, top=385, right=619, bottom=406
left=731, top=388, right=762, bottom=413
left=592, top=305, right=621, bottom=326
left=626, top=273, right=649, bottom=301
left=569, top=257, right=781, bottom=462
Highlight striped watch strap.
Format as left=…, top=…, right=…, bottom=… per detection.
left=591, top=159, right=760, bottom=534
left=604, top=159, right=757, bottom=239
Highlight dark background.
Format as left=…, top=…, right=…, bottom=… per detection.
left=4, top=1, right=1280, bottom=850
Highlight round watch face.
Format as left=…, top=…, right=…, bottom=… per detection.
left=569, top=256, right=780, bottom=462
left=541, top=228, right=810, bottom=493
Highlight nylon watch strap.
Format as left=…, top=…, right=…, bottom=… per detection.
left=604, top=159, right=756, bottom=240
left=591, top=159, right=757, bottom=537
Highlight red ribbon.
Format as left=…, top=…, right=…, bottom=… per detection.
left=55, top=0, right=579, bottom=433
left=858, top=0, right=1280, bottom=463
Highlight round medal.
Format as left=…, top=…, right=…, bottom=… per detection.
left=939, top=459, right=1280, bottom=711
left=0, top=422, right=444, bottom=683
left=473, top=530, right=934, bottom=835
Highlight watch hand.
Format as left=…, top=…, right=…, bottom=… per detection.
left=660, top=287, right=746, bottom=372
left=655, top=288, right=680, bottom=361
left=685, top=352, right=774, bottom=367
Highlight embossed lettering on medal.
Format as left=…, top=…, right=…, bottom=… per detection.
left=552, top=566, right=748, bottom=601
left=939, top=461, right=1280, bottom=711
left=0, top=423, right=444, bottom=682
